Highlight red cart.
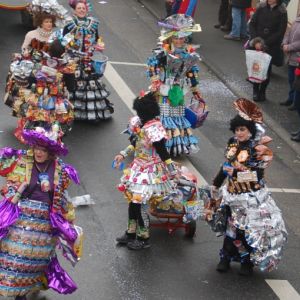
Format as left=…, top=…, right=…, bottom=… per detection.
left=149, top=173, right=199, bottom=238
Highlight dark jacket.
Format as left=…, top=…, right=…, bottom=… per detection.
left=249, top=2, right=287, bottom=65
left=231, top=0, right=251, bottom=9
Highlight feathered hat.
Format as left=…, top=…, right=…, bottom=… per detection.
left=158, top=14, right=201, bottom=42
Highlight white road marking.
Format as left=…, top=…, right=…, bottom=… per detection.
left=109, top=61, right=147, bottom=67
left=266, top=280, right=300, bottom=300
left=105, top=60, right=300, bottom=298
left=268, top=188, right=300, bottom=194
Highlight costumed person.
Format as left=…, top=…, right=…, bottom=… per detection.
left=62, top=0, right=114, bottom=121
left=147, top=14, right=202, bottom=156
left=0, top=124, right=82, bottom=300
left=114, top=92, right=178, bottom=250
left=8, top=39, right=76, bottom=143
left=206, top=98, right=287, bottom=275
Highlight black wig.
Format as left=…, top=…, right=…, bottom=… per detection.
left=230, top=114, right=257, bottom=138
left=133, top=92, right=160, bottom=123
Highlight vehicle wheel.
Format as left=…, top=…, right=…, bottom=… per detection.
left=185, top=220, right=196, bottom=238
left=20, top=10, right=33, bottom=29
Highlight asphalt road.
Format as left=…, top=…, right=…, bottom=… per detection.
left=0, top=1, right=300, bottom=299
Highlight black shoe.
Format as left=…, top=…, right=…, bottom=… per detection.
left=214, top=24, right=221, bottom=29
left=116, top=232, right=135, bottom=245
left=127, top=239, right=150, bottom=250
left=220, top=25, right=230, bottom=32
left=239, top=263, right=253, bottom=276
left=15, top=296, right=27, bottom=300
left=291, top=129, right=300, bottom=136
left=291, top=133, right=300, bottom=142
left=280, top=100, right=293, bottom=106
left=288, top=104, right=297, bottom=111
left=216, top=259, right=230, bottom=273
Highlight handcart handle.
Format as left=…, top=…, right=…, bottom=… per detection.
left=176, top=178, right=197, bottom=188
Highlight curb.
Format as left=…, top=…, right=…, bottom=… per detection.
left=137, top=0, right=300, bottom=156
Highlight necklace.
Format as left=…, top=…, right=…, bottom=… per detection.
left=37, top=27, right=53, bottom=39
left=35, top=161, right=52, bottom=193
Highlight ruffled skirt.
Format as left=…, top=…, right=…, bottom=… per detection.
left=0, top=199, right=55, bottom=297
left=221, top=186, right=287, bottom=271
left=159, top=103, right=199, bottom=156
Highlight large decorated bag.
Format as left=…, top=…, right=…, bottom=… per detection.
left=185, top=97, right=209, bottom=129
left=245, top=50, right=272, bottom=83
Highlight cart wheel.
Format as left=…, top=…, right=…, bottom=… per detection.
left=185, top=220, right=196, bottom=238
left=20, top=10, right=33, bottom=29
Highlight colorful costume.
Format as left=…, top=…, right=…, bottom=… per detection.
left=171, top=0, right=199, bottom=17
left=63, top=12, right=114, bottom=121
left=116, top=93, right=177, bottom=250
left=208, top=99, right=287, bottom=273
left=0, top=126, right=82, bottom=298
left=147, top=15, right=202, bottom=156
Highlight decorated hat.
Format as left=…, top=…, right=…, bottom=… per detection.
left=158, top=14, right=201, bottom=42
left=22, top=124, right=68, bottom=156
left=233, top=98, right=263, bottom=124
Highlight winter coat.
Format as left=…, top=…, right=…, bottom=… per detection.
left=249, top=2, right=287, bottom=66
left=282, top=17, right=300, bottom=66
left=231, top=0, right=251, bottom=9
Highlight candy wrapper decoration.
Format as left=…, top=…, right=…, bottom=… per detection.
left=0, top=198, right=20, bottom=239
left=45, top=256, right=77, bottom=294
left=143, top=120, right=168, bottom=143
left=64, top=164, right=80, bottom=184
left=50, top=211, right=78, bottom=243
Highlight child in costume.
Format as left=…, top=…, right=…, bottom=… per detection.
left=114, top=92, right=178, bottom=250
left=205, top=98, right=287, bottom=275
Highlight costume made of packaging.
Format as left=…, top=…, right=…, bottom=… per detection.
left=62, top=12, right=114, bottom=121
left=0, top=127, right=82, bottom=297
left=210, top=99, right=287, bottom=272
left=118, top=115, right=177, bottom=239
left=147, top=14, right=202, bottom=156
left=6, top=49, right=76, bottom=143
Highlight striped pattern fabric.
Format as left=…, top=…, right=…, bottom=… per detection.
left=0, top=199, right=55, bottom=297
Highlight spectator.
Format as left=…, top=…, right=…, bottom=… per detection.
left=224, top=0, right=251, bottom=41
left=280, top=15, right=300, bottom=113
left=214, top=0, right=232, bottom=32
left=249, top=0, right=287, bottom=101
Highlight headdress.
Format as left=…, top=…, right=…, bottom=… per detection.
left=158, top=14, right=201, bottom=42
left=28, top=0, right=69, bottom=26
left=233, top=98, right=263, bottom=123
left=22, top=124, right=68, bottom=156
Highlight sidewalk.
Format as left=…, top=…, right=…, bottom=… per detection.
left=138, top=0, right=300, bottom=155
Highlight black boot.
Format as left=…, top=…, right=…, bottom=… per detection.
left=116, top=232, right=135, bottom=245
left=15, top=296, right=27, bottom=300
left=253, top=84, right=259, bottom=102
left=291, top=129, right=300, bottom=136
left=127, top=238, right=150, bottom=250
left=239, top=262, right=253, bottom=276
left=291, top=133, right=300, bottom=142
left=216, top=258, right=230, bottom=273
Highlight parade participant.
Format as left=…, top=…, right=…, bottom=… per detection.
left=62, top=0, right=114, bottom=121
left=0, top=125, right=82, bottom=299
left=114, top=92, right=178, bottom=250
left=147, top=14, right=202, bottom=156
left=7, top=39, right=76, bottom=142
left=208, top=98, right=287, bottom=275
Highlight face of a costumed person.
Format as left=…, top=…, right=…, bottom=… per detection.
left=75, top=2, right=87, bottom=18
left=41, top=18, right=53, bottom=32
left=172, top=36, right=186, bottom=48
left=33, top=146, right=50, bottom=163
left=267, top=0, right=277, bottom=6
left=235, top=126, right=251, bottom=142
